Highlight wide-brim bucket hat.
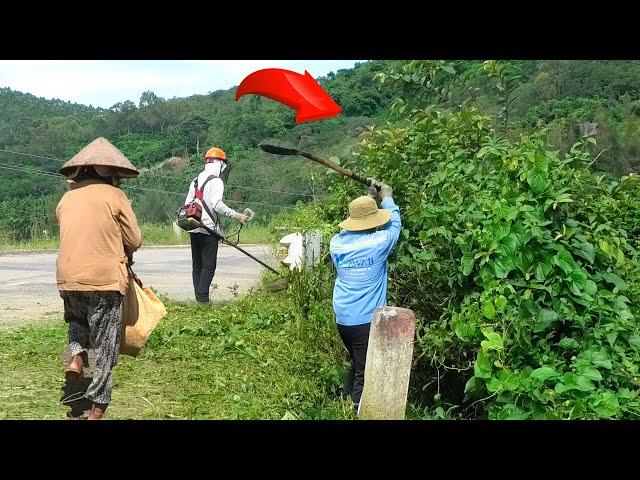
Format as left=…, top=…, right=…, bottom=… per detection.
left=59, top=137, right=139, bottom=179
left=339, top=195, right=392, bottom=231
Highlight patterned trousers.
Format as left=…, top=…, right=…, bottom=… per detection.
left=61, top=291, right=123, bottom=405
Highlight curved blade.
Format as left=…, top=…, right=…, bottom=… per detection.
left=259, top=143, right=300, bottom=156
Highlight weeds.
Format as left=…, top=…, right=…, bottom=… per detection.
left=0, top=291, right=351, bottom=419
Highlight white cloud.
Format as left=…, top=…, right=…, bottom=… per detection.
left=0, top=60, right=361, bottom=108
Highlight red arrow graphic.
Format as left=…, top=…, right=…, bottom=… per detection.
left=235, top=69, right=342, bottom=124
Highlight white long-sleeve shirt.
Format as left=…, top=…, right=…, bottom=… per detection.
left=184, top=161, right=239, bottom=234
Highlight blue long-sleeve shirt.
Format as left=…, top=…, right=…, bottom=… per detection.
left=329, top=197, right=401, bottom=326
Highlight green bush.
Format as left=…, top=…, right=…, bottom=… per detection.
left=318, top=106, right=640, bottom=419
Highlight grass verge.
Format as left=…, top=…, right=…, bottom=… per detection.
left=0, top=290, right=355, bottom=420
left=0, top=223, right=275, bottom=252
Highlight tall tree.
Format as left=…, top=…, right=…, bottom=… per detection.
left=179, top=115, right=210, bottom=157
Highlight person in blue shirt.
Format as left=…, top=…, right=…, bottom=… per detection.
left=329, top=182, right=401, bottom=409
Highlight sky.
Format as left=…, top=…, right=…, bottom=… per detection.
left=0, top=60, right=361, bottom=109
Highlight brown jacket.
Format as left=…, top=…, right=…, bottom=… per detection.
left=56, top=179, right=142, bottom=295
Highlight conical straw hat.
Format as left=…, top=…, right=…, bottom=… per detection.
left=59, top=137, right=139, bottom=178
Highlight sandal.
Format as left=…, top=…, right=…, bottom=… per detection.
left=67, top=409, right=90, bottom=420
left=88, top=403, right=108, bottom=420
left=65, top=368, right=84, bottom=382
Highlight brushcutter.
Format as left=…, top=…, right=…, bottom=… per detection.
left=199, top=208, right=280, bottom=276
left=201, top=224, right=279, bottom=275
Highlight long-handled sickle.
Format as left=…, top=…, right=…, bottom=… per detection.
left=259, top=142, right=376, bottom=188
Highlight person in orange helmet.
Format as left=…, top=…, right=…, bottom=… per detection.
left=183, top=147, right=249, bottom=304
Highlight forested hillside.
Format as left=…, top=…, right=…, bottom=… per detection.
left=0, top=61, right=401, bottom=240
left=2, top=60, right=640, bottom=242
left=2, top=59, right=640, bottom=420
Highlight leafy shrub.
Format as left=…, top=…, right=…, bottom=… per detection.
left=319, top=106, right=640, bottom=419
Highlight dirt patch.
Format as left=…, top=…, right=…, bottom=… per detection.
left=139, top=156, right=189, bottom=173
left=0, top=299, right=63, bottom=328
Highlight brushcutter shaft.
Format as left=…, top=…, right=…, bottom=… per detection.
left=228, top=243, right=280, bottom=275
left=202, top=225, right=280, bottom=275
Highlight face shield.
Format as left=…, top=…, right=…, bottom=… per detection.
left=219, top=161, right=231, bottom=183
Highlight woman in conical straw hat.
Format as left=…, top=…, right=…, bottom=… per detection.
left=328, top=181, right=402, bottom=413
left=56, top=137, right=141, bottom=420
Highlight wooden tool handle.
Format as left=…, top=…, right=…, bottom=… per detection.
left=300, top=151, right=372, bottom=187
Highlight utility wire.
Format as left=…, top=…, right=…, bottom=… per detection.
left=131, top=174, right=321, bottom=198
left=0, top=163, right=298, bottom=211
left=226, top=184, right=324, bottom=198
left=74, top=150, right=326, bottom=197
left=0, top=148, right=325, bottom=198
left=0, top=163, right=64, bottom=178
left=128, top=167, right=325, bottom=198
left=0, top=148, right=67, bottom=163
left=120, top=184, right=298, bottom=210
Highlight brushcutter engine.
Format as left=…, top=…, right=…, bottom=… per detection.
left=176, top=202, right=203, bottom=231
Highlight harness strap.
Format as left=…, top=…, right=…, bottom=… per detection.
left=192, top=174, right=220, bottom=229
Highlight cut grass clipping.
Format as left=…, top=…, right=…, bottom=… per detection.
left=0, top=291, right=356, bottom=420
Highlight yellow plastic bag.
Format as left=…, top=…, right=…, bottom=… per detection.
left=120, top=268, right=167, bottom=357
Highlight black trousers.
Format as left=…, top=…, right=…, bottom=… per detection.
left=336, top=322, right=371, bottom=405
left=190, top=233, right=219, bottom=303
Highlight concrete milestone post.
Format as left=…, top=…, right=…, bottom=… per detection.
left=358, top=307, right=416, bottom=420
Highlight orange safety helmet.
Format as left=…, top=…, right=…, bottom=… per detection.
left=204, top=147, right=227, bottom=163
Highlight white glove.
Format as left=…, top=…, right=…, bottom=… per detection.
left=235, top=212, right=249, bottom=225
left=380, top=184, right=393, bottom=199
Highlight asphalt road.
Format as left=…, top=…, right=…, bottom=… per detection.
left=0, top=245, right=276, bottom=327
